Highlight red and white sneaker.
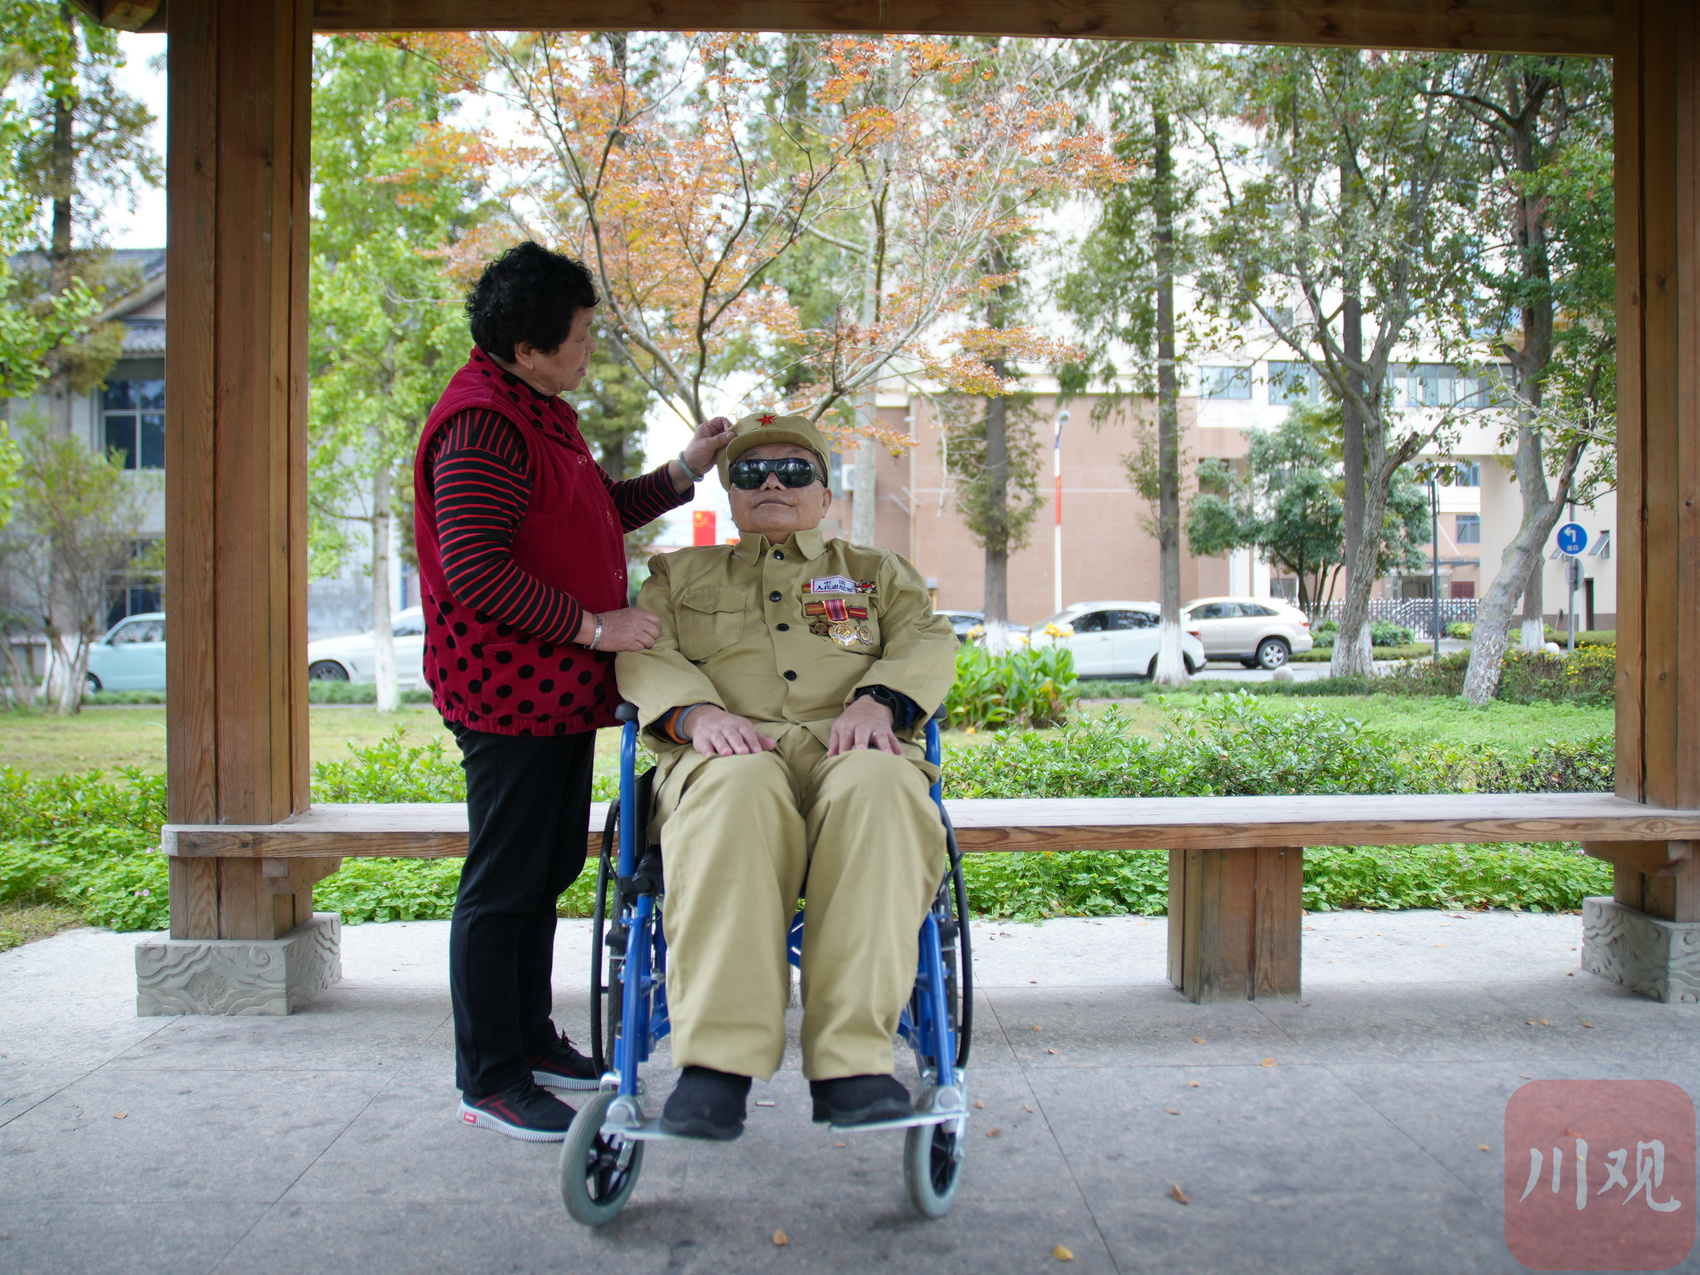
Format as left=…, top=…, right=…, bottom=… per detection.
left=457, top=1080, right=576, bottom=1142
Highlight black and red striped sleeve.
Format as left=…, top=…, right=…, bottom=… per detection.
left=426, top=409, right=587, bottom=645
left=601, top=461, right=692, bottom=532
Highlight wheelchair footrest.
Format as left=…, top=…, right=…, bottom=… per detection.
left=596, top=1094, right=691, bottom=1143
left=828, top=1081, right=969, bottom=1136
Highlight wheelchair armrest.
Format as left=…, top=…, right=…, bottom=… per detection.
left=929, top=704, right=946, bottom=724
left=616, top=702, right=639, bottom=723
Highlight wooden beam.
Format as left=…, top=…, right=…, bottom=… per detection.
left=164, top=0, right=313, bottom=940
left=163, top=793, right=1700, bottom=859
left=304, top=0, right=1611, bottom=54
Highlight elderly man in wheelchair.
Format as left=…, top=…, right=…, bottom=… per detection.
left=615, top=411, right=958, bottom=1142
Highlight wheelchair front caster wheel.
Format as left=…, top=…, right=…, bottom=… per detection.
left=904, top=1120, right=965, bottom=1219
left=560, top=1091, right=644, bottom=1226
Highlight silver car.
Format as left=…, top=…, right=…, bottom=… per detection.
left=1029, top=601, right=1205, bottom=678
left=306, top=607, right=427, bottom=685
left=1182, top=597, right=1315, bottom=670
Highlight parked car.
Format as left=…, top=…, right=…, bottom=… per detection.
left=306, top=607, right=426, bottom=686
left=86, top=611, right=167, bottom=692
left=935, top=609, right=984, bottom=641
left=1028, top=601, right=1205, bottom=678
left=1182, top=596, right=1315, bottom=669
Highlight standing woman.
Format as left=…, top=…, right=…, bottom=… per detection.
left=414, top=242, right=732, bottom=1141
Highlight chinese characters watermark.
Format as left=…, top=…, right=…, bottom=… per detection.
left=1504, top=1080, right=1694, bottom=1270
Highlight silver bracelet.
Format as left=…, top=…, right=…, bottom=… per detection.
left=588, top=613, right=604, bottom=650
left=676, top=451, right=706, bottom=483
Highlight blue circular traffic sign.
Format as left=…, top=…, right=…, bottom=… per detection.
left=1556, top=522, right=1589, bottom=556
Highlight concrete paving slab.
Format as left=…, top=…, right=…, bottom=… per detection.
left=4, top=909, right=1700, bottom=1274
left=0, top=1067, right=390, bottom=1203
left=0, top=1199, right=268, bottom=1275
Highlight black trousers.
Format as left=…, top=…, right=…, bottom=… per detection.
left=449, top=723, right=595, bottom=1096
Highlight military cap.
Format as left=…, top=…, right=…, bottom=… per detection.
left=717, top=411, right=832, bottom=488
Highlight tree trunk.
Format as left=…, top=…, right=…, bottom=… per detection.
left=1462, top=74, right=1573, bottom=693
left=981, top=388, right=1012, bottom=655
left=1521, top=556, right=1546, bottom=651
left=979, top=238, right=1016, bottom=656
left=371, top=460, right=398, bottom=713
left=47, top=9, right=77, bottom=440
left=1331, top=449, right=1389, bottom=678
left=1152, top=98, right=1188, bottom=686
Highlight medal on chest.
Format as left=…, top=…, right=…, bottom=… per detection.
left=804, top=598, right=873, bottom=647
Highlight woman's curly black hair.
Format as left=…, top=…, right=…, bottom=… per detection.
left=465, top=241, right=599, bottom=361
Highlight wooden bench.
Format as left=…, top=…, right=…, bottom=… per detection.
left=163, top=793, right=1700, bottom=1003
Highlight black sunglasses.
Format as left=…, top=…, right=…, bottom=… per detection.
left=728, top=457, right=822, bottom=489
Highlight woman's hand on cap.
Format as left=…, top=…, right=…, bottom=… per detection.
left=681, top=416, right=735, bottom=474
left=578, top=606, right=661, bottom=651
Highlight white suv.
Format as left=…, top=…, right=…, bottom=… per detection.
left=1182, top=597, right=1315, bottom=670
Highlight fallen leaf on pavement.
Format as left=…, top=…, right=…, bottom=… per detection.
left=833, top=1141, right=847, bottom=1148
left=1477, top=1144, right=1491, bottom=1152
left=1164, top=1107, right=1180, bottom=1116
left=1260, top=1058, right=1278, bottom=1067
left=987, top=1127, right=1002, bottom=1138
left=112, top=1112, right=127, bottom=1120
left=772, top=1231, right=788, bottom=1246
left=1032, top=1025, right=1043, bottom=1032
left=1171, top=1184, right=1190, bottom=1205
left=1192, top=1037, right=1206, bottom=1045
left=1052, top=1245, right=1074, bottom=1261
left=1046, top=1048, right=1057, bottom=1055
left=1581, top=1021, right=1593, bottom=1028
left=1188, top=1080, right=1200, bottom=1087
left=1023, top=1104, right=1034, bottom=1113
left=974, top=1101, right=985, bottom=1109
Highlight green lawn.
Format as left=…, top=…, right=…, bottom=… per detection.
left=0, top=704, right=630, bottom=783
left=1074, top=692, right=1612, bottom=757
left=0, top=694, right=1613, bottom=781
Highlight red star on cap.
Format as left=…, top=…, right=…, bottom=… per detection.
left=759, top=413, right=776, bottom=425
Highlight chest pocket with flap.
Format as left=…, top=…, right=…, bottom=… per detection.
left=675, top=587, right=749, bottom=662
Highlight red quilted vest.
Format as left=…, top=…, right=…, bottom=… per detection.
left=413, top=347, right=628, bottom=737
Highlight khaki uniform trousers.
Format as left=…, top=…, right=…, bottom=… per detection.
left=659, top=726, right=947, bottom=1081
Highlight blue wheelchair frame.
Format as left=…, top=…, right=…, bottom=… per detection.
left=561, top=706, right=971, bottom=1223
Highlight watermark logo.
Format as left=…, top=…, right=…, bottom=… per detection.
left=1504, top=1080, right=1695, bottom=1271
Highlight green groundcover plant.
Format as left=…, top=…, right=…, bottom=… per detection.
left=0, top=693, right=1615, bottom=931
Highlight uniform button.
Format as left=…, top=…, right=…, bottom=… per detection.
left=769, top=590, right=782, bottom=602
left=783, top=669, right=797, bottom=681
left=776, top=623, right=790, bottom=632
left=773, top=549, right=784, bottom=560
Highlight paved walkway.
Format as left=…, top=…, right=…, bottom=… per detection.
left=2, top=910, right=1697, bottom=1274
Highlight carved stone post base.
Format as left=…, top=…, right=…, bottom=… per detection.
left=1581, top=897, right=1700, bottom=1004
left=135, top=912, right=342, bottom=1016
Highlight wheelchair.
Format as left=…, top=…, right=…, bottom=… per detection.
left=559, top=704, right=973, bottom=1225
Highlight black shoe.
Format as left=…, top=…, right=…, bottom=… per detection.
left=457, top=1079, right=577, bottom=1142
left=659, top=1066, right=751, bottom=1141
left=810, top=1074, right=913, bottom=1126
left=527, top=1032, right=601, bottom=1091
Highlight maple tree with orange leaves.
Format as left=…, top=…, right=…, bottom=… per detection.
left=389, top=33, right=1126, bottom=467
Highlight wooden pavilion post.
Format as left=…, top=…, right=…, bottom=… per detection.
left=1580, top=0, right=1700, bottom=1002
left=138, top=0, right=340, bottom=1013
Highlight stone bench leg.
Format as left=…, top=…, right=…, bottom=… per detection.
left=1582, top=840, right=1700, bottom=1003
left=138, top=856, right=343, bottom=1015
left=1167, top=847, right=1303, bottom=1003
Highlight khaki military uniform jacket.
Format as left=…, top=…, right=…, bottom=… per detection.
left=616, top=528, right=957, bottom=825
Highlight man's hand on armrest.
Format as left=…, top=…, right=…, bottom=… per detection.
left=827, top=695, right=903, bottom=757
left=681, top=705, right=778, bottom=757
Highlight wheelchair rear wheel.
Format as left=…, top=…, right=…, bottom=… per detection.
left=904, top=1119, right=966, bottom=1218
left=560, top=1091, right=644, bottom=1226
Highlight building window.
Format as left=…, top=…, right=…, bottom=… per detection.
left=1455, top=514, right=1481, bottom=544
left=1398, top=364, right=1512, bottom=410
left=103, top=379, right=165, bottom=470
left=1454, top=461, right=1481, bottom=487
left=1266, top=361, right=1319, bottom=405
left=1199, top=366, right=1252, bottom=400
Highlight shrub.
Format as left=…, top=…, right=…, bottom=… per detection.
left=307, top=681, right=434, bottom=705
left=943, top=641, right=1078, bottom=731
left=1446, top=621, right=1474, bottom=640
left=1379, top=647, right=1615, bottom=705
left=1314, top=618, right=1416, bottom=649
